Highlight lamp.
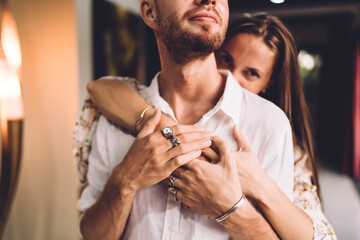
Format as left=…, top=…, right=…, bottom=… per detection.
left=0, top=0, right=24, bottom=238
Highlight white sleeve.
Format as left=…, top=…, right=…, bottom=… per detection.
left=77, top=116, right=111, bottom=212
left=263, top=121, right=294, bottom=201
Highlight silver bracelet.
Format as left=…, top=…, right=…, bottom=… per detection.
left=134, top=107, right=153, bottom=134
left=214, top=195, right=246, bottom=223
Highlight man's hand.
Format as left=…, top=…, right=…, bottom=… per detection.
left=169, top=135, right=243, bottom=219
left=111, top=109, right=214, bottom=195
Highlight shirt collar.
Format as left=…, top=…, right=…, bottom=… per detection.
left=146, top=72, right=178, bottom=122
left=145, top=70, right=244, bottom=124
left=216, top=70, right=244, bottom=123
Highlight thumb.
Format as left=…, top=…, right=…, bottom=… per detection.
left=211, top=136, right=230, bottom=165
left=137, top=109, right=161, bottom=138
left=232, top=125, right=251, bottom=152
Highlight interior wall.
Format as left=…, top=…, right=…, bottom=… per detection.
left=3, top=0, right=79, bottom=239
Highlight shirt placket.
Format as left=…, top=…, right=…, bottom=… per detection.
left=161, top=197, right=182, bottom=240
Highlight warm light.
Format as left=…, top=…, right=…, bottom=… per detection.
left=1, top=7, right=22, bottom=70
left=270, top=0, right=285, bottom=4
left=0, top=51, right=24, bottom=120
left=0, top=5, right=24, bottom=121
left=298, top=50, right=315, bottom=71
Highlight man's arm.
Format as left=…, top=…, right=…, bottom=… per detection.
left=171, top=136, right=280, bottom=240
left=79, top=111, right=213, bottom=239
left=220, top=200, right=280, bottom=240
left=80, top=170, right=137, bottom=240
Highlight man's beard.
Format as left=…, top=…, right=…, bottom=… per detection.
left=156, top=7, right=226, bottom=64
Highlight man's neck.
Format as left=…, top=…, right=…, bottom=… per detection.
left=158, top=52, right=226, bottom=125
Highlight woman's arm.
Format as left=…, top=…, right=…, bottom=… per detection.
left=87, top=77, right=175, bottom=133
left=292, top=151, right=337, bottom=239
left=231, top=126, right=315, bottom=240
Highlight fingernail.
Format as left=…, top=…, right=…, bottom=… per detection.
left=204, top=139, right=212, bottom=145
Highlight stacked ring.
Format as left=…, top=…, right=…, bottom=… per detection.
left=169, top=188, right=179, bottom=202
left=170, top=137, right=181, bottom=147
left=168, top=176, right=176, bottom=188
left=162, top=127, right=181, bottom=148
left=162, top=127, right=173, bottom=139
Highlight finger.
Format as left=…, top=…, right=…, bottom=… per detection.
left=164, top=175, right=177, bottom=188
left=167, top=175, right=186, bottom=190
left=183, top=158, right=204, bottom=170
left=171, top=166, right=187, bottom=178
left=211, top=136, right=230, bottom=164
left=175, top=131, right=212, bottom=144
left=167, top=138, right=212, bottom=159
left=197, top=155, right=210, bottom=162
left=171, top=125, right=205, bottom=136
left=137, top=109, right=161, bottom=138
left=165, top=150, right=201, bottom=172
left=168, top=187, right=181, bottom=202
left=201, top=147, right=220, bottom=163
left=232, top=125, right=251, bottom=152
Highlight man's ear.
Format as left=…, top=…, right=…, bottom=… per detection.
left=140, top=0, right=158, bottom=30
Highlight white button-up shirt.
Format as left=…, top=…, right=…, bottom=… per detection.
left=78, top=70, right=294, bottom=240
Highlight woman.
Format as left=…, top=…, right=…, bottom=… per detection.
left=73, top=14, right=336, bottom=239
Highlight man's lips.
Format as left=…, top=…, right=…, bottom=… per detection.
left=189, top=12, right=218, bottom=23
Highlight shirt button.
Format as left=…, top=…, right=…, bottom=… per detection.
left=168, top=226, right=174, bottom=232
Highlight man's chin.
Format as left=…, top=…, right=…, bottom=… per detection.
left=188, top=21, right=222, bottom=33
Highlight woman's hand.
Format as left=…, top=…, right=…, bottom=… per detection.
left=137, top=108, right=177, bottom=134
left=190, top=125, right=268, bottom=202
left=230, top=125, right=269, bottom=202
left=168, top=136, right=243, bottom=219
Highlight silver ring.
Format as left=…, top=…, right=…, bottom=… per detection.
left=169, top=188, right=179, bottom=202
left=170, top=136, right=180, bottom=147
left=168, top=176, right=176, bottom=188
left=162, top=126, right=173, bottom=139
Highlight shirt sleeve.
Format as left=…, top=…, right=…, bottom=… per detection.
left=72, top=98, right=100, bottom=184
left=72, top=77, right=138, bottom=185
left=293, top=151, right=337, bottom=240
left=77, top=116, right=111, bottom=213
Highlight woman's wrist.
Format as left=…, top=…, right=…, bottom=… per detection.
left=136, top=108, right=176, bottom=133
left=135, top=107, right=156, bottom=133
left=254, top=175, right=280, bottom=209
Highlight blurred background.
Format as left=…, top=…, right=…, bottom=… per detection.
left=0, top=0, right=359, bottom=239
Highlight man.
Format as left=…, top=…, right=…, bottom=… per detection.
left=78, top=0, right=294, bottom=239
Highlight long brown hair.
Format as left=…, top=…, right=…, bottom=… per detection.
left=223, top=13, right=320, bottom=197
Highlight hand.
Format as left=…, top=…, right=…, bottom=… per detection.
left=111, top=109, right=213, bottom=193
left=231, top=125, right=268, bottom=201
left=168, top=136, right=242, bottom=219
left=138, top=107, right=177, bottom=133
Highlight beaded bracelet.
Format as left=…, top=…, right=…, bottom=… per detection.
left=214, top=195, right=246, bottom=223
left=134, top=107, right=153, bottom=134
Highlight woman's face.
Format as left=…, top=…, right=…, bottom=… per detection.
left=216, top=33, right=276, bottom=94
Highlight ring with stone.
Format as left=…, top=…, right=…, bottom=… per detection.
left=162, top=126, right=174, bottom=139
left=169, top=188, right=179, bottom=202
left=168, top=176, right=176, bottom=188
left=170, top=136, right=181, bottom=147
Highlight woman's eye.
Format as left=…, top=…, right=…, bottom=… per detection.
left=219, top=54, right=233, bottom=67
left=244, top=69, right=260, bottom=79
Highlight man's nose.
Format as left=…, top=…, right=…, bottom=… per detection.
left=196, top=0, right=216, bottom=6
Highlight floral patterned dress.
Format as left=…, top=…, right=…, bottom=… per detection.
left=72, top=77, right=336, bottom=239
